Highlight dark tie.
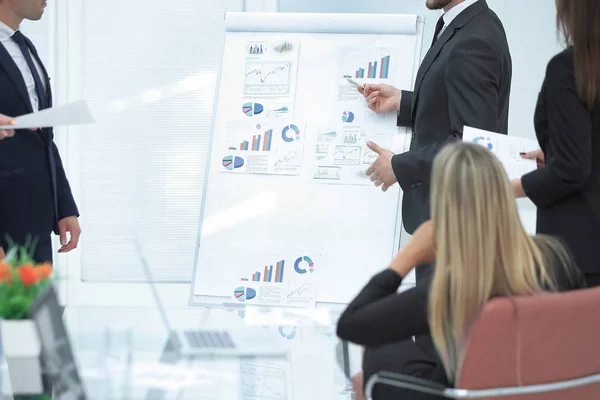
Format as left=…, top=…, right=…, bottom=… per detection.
left=11, top=30, right=47, bottom=110
left=431, top=15, right=446, bottom=47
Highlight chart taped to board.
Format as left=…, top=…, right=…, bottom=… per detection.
left=219, top=119, right=306, bottom=176
left=242, top=39, right=300, bottom=119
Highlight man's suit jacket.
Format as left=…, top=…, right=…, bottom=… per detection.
left=0, top=35, right=78, bottom=248
left=392, top=0, right=512, bottom=234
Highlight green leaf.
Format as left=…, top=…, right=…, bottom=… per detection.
left=4, top=296, right=30, bottom=320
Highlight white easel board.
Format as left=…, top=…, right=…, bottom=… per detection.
left=191, top=12, right=425, bottom=307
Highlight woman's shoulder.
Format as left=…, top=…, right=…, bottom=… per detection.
left=545, top=47, right=574, bottom=80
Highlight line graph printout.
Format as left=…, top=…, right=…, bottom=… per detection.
left=286, top=281, right=316, bottom=305
left=241, top=363, right=288, bottom=400
left=313, top=126, right=393, bottom=185
left=243, top=39, right=300, bottom=118
left=220, top=119, right=306, bottom=176
left=245, top=62, right=291, bottom=94
left=275, top=148, right=303, bottom=167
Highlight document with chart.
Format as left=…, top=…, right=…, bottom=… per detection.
left=313, top=125, right=395, bottom=185
left=240, top=362, right=292, bottom=400
left=334, top=47, right=399, bottom=127
left=311, top=47, right=401, bottom=185
left=230, top=252, right=320, bottom=308
left=242, top=39, right=300, bottom=119
left=463, top=126, right=539, bottom=180
left=220, top=119, right=306, bottom=175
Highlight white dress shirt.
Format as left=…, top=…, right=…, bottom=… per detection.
left=0, top=20, right=47, bottom=112
left=437, top=0, right=480, bottom=38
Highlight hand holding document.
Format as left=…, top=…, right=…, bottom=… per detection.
left=0, top=101, right=95, bottom=130
left=463, top=126, right=539, bottom=180
left=0, top=113, right=16, bottom=139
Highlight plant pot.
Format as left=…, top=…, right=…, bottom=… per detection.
left=1, top=319, right=45, bottom=395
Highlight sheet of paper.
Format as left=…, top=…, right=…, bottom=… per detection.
left=230, top=253, right=320, bottom=308
left=334, top=47, right=399, bottom=129
left=313, top=125, right=394, bottom=185
left=219, top=119, right=306, bottom=176
left=240, top=39, right=299, bottom=120
left=463, top=126, right=539, bottom=180
left=310, top=46, right=400, bottom=185
left=0, top=101, right=95, bottom=129
left=240, top=362, right=292, bottom=400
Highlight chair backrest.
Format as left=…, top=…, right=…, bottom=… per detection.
left=457, top=287, right=600, bottom=399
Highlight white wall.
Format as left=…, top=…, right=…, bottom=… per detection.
left=501, top=0, right=563, bottom=140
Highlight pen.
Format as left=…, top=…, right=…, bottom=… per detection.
left=346, top=78, right=364, bottom=89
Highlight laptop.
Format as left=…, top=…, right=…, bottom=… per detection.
left=134, top=239, right=288, bottom=358
left=28, top=285, right=87, bottom=400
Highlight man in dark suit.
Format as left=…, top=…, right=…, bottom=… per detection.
left=0, top=0, right=80, bottom=263
left=363, top=0, right=511, bottom=282
left=355, top=1, right=512, bottom=398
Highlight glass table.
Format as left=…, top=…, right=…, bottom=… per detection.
left=3, top=305, right=359, bottom=399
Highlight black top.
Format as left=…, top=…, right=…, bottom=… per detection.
left=337, top=258, right=586, bottom=348
left=391, top=0, right=512, bottom=234
left=521, top=48, right=600, bottom=274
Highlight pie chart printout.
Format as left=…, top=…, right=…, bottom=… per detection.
left=242, top=102, right=264, bottom=117
left=222, top=155, right=245, bottom=170
left=234, top=286, right=257, bottom=302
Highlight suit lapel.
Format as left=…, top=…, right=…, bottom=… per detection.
left=0, top=41, right=34, bottom=113
left=412, top=26, right=457, bottom=104
left=411, top=0, right=489, bottom=124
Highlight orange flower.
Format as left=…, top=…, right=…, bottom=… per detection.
left=17, top=265, right=38, bottom=287
left=0, top=262, right=11, bottom=283
left=35, top=263, right=53, bottom=280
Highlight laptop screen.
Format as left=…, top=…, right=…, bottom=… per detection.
left=28, top=285, right=87, bottom=400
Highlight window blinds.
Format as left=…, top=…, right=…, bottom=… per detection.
left=78, top=0, right=228, bottom=282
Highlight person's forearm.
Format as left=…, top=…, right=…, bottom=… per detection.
left=389, top=248, right=418, bottom=277
left=511, top=179, right=527, bottom=198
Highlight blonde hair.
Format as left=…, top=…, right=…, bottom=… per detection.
left=428, top=142, right=564, bottom=383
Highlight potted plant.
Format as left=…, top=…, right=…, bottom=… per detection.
left=0, top=241, right=54, bottom=397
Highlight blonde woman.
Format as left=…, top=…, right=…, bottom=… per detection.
left=337, top=142, right=585, bottom=399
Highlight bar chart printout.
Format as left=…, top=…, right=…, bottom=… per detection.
left=246, top=260, right=285, bottom=283
left=239, top=129, right=273, bottom=151
left=342, top=48, right=394, bottom=81
left=353, top=55, right=390, bottom=78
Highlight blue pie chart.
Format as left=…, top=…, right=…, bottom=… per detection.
left=282, top=124, right=301, bottom=142
left=342, top=111, right=355, bottom=123
left=234, top=286, right=256, bottom=302
left=294, top=256, right=315, bottom=274
left=472, top=136, right=493, bottom=151
left=278, top=325, right=297, bottom=340
left=222, top=155, right=244, bottom=170
left=242, top=102, right=264, bottom=117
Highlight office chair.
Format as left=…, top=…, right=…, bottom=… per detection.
left=365, top=287, right=600, bottom=399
